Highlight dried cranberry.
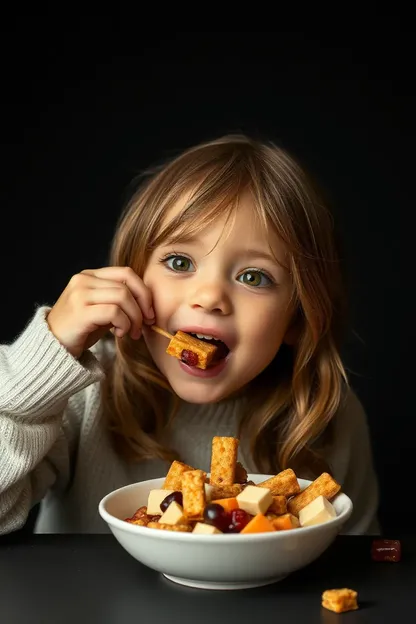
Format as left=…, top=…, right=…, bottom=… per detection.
left=371, top=539, right=401, bottom=562
left=160, top=491, right=183, bottom=512
left=203, top=503, right=231, bottom=532
left=228, top=508, right=251, bottom=533
left=181, top=350, right=199, bottom=367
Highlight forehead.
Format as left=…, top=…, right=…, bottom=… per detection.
left=158, top=189, right=288, bottom=265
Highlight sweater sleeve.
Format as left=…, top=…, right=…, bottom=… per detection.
left=0, top=306, right=105, bottom=534
left=326, top=388, right=381, bottom=535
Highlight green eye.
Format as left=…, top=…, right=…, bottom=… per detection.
left=165, top=255, right=193, bottom=272
left=238, top=270, right=272, bottom=287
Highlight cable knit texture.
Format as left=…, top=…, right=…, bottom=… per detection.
left=0, top=307, right=380, bottom=535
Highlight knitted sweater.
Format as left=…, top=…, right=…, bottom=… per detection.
left=0, top=307, right=380, bottom=535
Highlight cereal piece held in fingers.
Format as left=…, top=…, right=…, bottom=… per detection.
left=167, top=331, right=217, bottom=370
left=163, top=460, right=195, bottom=490
left=287, top=472, right=341, bottom=516
left=182, top=469, right=206, bottom=518
left=209, top=436, right=239, bottom=485
left=258, top=469, right=301, bottom=497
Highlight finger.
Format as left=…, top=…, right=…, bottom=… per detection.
left=85, top=304, right=131, bottom=338
left=84, top=287, right=143, bottom=339
left=81, top=267, right=154, bottom=320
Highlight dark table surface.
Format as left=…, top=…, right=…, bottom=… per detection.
left=0, top=533, right=414, bottom=623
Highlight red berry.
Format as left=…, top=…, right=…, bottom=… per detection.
left=181, top=350, right=199, bottom=367
left=229, top=508, right=251, bottom=532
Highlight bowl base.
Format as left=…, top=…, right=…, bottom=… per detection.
left=163, top=573, right=288, bottom=591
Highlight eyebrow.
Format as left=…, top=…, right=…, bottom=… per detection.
left=166, top=236, right=285, bottom=268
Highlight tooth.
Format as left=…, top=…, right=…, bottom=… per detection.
left=196, top=333, right=214, bottom=340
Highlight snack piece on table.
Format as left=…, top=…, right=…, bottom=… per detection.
left=288, top=472, right=341, bottom=516
left=371, top=539, right=401, bottom=562
left=236, top=485, right=273, bottom=516
left=240, top=513, right=275, bottom=534
left=321, top=588, right=358, bottom=613
left=182, top=469, right=206, bottom=518
left=298, top=495, right=336, bottom=527
left=147, top=522, right=193, bottom=532
left=163, top=460, right=195, bottom=490
left=258, top=468, right=301, bottom=497
left=192, top=522, right=222, bottom=534
left=167, top=330, right=217, bottom=369
left=209, top=436, right=239, bottom=485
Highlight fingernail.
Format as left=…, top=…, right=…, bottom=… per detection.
left=149, top=307, right=155, bottom=318
left=144, top=317, right=155, bottom=326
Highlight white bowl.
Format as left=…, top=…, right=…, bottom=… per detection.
left=98, top=474, right=353, bottom=590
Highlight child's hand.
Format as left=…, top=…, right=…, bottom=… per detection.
left=46, top=267, right=155, bottom=358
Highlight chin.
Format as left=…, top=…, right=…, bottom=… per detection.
left=167, top=380, right=231, bottom=404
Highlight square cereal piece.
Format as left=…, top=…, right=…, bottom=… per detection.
left=182, top=469, right=206, bottom=518
left=163, top=460, right=195, bottom=490
left=322, top=588, right=358, bottom=613
left=287, top=472, right=341, bottom=516
left=268, top=495, right=287, bottom=515
left=210, top=483, right=243, bottom=500
left=209, top=436, right=239, bottom=486
left=167, top=331, right=217, bottom=369
left=257, top=469, right=300, bottom=497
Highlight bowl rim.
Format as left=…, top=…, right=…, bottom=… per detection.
left=98, top=474, right=353, bottom=542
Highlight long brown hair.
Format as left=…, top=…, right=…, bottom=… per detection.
left=102, top=134, right=348, bottom=476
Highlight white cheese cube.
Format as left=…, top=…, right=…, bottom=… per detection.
left=146, top=489, right=174, bottom=515
left=298, top=495, right=336, bottom=527
left=236, top=485, right=273, bottom=516
left=192, top=522, right=222, bottom=534
left=159, top=501, right=186, bottom=525
left=204, top=483, right=214, bottom=501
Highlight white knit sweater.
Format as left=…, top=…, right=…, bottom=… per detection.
left=0, top=306, right=380, bottom=535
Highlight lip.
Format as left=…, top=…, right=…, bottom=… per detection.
left=178, top=353, right=230, bottom=378
left=174, top=325, right=235, bottom=350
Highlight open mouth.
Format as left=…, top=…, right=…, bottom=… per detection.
left=185, top=332, right=230, bottom=364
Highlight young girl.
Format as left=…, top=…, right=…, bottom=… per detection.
left=0, top=134, right=379, bottom=535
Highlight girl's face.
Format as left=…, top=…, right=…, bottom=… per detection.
left=142, top=192, right=295, bottom=404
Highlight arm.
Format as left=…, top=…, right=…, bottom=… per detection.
left=0, top=306, right=104, bottom=534
left=326, top=388, right=381, bottom=535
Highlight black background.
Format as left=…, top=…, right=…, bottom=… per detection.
left=1, top=26, right=415, bottom=534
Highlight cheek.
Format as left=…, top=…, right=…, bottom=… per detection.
left=143, top=271, right=179, bottom=322
left=242, top=303, right=292, bottom=349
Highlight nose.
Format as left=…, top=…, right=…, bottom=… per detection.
left=188, top=279, right=232, bottom=315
